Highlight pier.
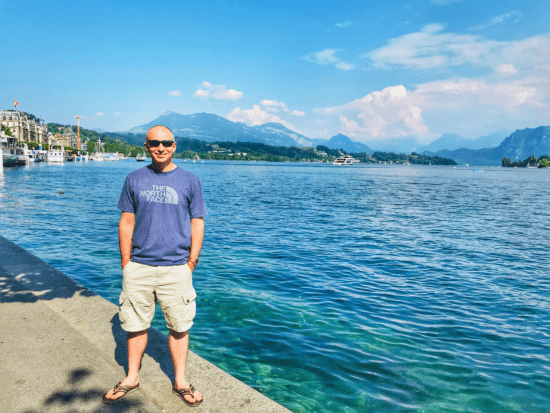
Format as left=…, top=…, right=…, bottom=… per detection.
left=0, top=236, right=291, bottom=412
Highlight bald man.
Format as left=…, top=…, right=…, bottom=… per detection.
left=103, top=125, right=206, bottom=407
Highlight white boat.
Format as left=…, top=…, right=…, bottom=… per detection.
left=2, top=136, right=28, bottom=166
left=333, top=155, right=356, bottom=165
left=92, top=138, right=105, bottom=161
left=47, top=144, right=65, bottom=163
left=136, top=153, right=147, bottom=162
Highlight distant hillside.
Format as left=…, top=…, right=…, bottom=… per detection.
left=325, top=134, right=373, bottom=154
left=125, top=111, right=313, bottom=147
left=434, top=126, right=550, bottom=165
left=419, top=131, right=510, bottom=154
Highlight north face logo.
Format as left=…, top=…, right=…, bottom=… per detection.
left=140, top=185, right=179, bottom=204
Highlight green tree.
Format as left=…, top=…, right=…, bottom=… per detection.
left=502, top=157, right=511, bottom=167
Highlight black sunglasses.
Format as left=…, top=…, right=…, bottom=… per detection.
left=146, top=140, right=175, bottom=147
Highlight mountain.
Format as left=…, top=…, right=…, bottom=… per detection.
left=367, top=137, right=421, bottom=154
left=325, top=134, right=373, bottom=154
left=466, top=131, right=510, bottom=150
left=418, top=131, right=510, bottom=154
left=433, top=126, right=550, bottom=165
left=418, top=133, right=468, bottom=153
left=125, top=111, right=313, bottom=147
left=90, top=127, right=108, bottom=134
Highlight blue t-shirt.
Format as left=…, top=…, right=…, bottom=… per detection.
left=117, top=165, right=207, bottom=266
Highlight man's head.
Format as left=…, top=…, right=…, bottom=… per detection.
left=145, top=125, right=176, bottom=166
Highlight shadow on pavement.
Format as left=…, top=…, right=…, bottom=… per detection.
left=22, top=368, right=147, bottom=413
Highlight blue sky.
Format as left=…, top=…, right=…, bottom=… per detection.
left=2, top=0, right=550, bottom=144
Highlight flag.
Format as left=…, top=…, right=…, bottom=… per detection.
left=14, top=100, right=18, bottom=107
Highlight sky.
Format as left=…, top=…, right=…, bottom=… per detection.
left=2, top=0, right=550, bottom=144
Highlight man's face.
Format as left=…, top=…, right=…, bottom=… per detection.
left=144, top=127, right=176, bottom=163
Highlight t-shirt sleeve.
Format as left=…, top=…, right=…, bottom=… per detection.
left=189, top=178, right=207, bottom=218
left=117, top=176, right=135, bottom=213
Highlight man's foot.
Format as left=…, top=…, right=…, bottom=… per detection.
left=172, top=383, right=203, bottom=407
left=102, top=378, right=140, bottom=403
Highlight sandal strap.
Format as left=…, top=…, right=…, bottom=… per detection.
left=174, top=384, right=195, bottom=396
left=113, top=382, right=138, bottom=394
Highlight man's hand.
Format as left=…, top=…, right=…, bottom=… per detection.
left=187, top=260, right=196, bottom=272
left=121, top=257, right=131, bottom=269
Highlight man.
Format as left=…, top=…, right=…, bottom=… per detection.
left=103, top=125, right=206, bottom=407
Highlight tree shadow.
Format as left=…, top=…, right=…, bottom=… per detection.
left=22, top=368, right=148, bottom=413
left=0, top=265, right=95, bottom=304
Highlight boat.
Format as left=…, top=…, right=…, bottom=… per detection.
left=136, top=153, right=147, bottom=162
left=92, top=138, right=105, bottom=161
left=333, top=155, right=356, bottom=165
left=47, top=144, right=65, bottom=163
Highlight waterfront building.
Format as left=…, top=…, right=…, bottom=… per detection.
left=53, top=126, right=78, bottom=148
left=0, top=110, right=53, bottom=145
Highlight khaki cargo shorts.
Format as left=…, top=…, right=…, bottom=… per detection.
left=118, top=261, right=197, bottom=333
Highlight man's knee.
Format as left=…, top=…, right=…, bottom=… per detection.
left=127, top=329, right=148, bottom=340
left=169, top=329, right=189, bottom=340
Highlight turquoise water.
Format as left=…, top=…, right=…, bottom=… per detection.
left=1, top=160, right=549, bottom=413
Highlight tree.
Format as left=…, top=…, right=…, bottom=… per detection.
left=502, top=157, right=511, bottom=167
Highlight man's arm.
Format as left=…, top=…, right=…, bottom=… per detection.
left=187, top=217, right=204, bottom=272
left=119, top=211, right=135, bottom=269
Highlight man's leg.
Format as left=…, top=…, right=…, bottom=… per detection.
left=103, top=330, right=148, bottom=401
left=170, top=330, right=203, bottom=404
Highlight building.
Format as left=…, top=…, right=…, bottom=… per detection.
left=54, top=126, right=78, bottom=148
left=0, top=110, right=53, bottom=145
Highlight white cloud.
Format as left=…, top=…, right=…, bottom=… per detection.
left=496, top=64, right=517, bottom=76
left=469, top=11, right=521, bottom=31
left=194, top=82, right=243, bottom=100
left=365, top=24, right=550, bottom=73
left=336, top=21, right=353, bottom=28
left=227, top=105, right=299, bottom=132
left=194, top=89, right=210, bottom=98
left=169, top=90, right=181, bottom=96
left=317, top=85, right=429, bottom=139
left=291, top=110, right=306, bottom=116
left=113, top=112, right=121, bottom=116
left=260, top=99, right=289, bottom=112
left=213, top=89, right=243, bottom=100
left=413, top=78, right=540, bottom=110
left=95, top=112, right=104, bottom=117
left=304, top=49, right=356, bottom=71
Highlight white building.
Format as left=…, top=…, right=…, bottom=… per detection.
left=0, top=110, right=52, bottom=145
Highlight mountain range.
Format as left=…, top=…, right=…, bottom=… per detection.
left=417, top=131, right=510, bottom=153
left=117, top=111, right=549, bottom=165
left=431, top=126, right=550, bottom=165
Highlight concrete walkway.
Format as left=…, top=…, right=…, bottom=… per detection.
left=0, top=236, right=292, bottom=413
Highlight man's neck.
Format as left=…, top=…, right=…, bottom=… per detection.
left=151, top=160, right=176, bottom=173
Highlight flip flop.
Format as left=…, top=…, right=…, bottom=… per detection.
left=102, top=382, right=140, bottom=404
left=172, top=384, right=203, bottom=407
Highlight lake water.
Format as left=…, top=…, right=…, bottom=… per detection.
left=1, top=160, right=549, bottom=413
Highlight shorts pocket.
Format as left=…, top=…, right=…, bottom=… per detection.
left=162, top=287, right=197, bottom=332
left=118, top=291, right=138, bottom=326
left=182, top=287, right=197, bottom=304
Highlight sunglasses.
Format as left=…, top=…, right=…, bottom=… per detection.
left=146, top=140, right=175, bottom=147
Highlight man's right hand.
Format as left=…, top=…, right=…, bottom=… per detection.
left=121, top=258, right=131, bottom=269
